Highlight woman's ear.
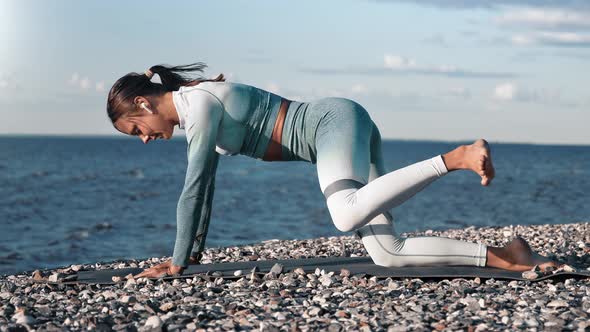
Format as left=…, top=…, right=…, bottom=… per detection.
left=133, top=96, right=148, bottom=109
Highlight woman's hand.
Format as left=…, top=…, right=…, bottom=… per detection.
left=134, top=259, right=185, bottom=279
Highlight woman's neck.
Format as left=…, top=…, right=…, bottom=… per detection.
left=153, top=91, right=180, bottom=127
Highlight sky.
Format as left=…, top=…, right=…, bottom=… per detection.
left=1, top=0, right=589, bottom=145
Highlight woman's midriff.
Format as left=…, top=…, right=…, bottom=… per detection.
left=262, top=98, right=291, bottom=161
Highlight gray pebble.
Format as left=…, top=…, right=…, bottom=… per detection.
left=144, top=315, right=163, bottom=329
left=270, top=263, right=283, bottom=274
left=1, top=222, right=589, bottom=331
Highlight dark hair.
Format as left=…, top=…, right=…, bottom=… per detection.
left=106, top=62, right=225, bottom=124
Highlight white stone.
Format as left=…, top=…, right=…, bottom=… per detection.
left=144, top=315, right=163, bottom=328
left=48, top=273, right=63, bottom=282
left=273, top=312, right=287, bottom=320
left=478, top=298, right=486, bottom=308
left=13, top=312, right=37, bottom=325
left=547, top=300, right=569, bottom=308
left=525, top=318, right=539, bottom=327
left=124, top=278, right=137, bottom=289
left=562, top=264, right=577, bottom=272
left=319, top=274, right=333, bottom=287
left=101, top=290, right=117, bottom=300
left=119, top=296, right=136, bottom=304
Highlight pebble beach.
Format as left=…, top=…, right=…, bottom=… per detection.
left=1, top=222, right=589, bottom=331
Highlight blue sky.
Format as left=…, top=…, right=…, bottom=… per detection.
left=1, top=0, right=589, bottom=144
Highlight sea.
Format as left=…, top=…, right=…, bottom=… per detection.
left=1, top=135, right=589, bottom=276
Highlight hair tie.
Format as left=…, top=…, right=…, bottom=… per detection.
left=144, top=69, right=154, bottom=79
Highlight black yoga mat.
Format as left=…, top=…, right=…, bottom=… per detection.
left=43, top=256, right=590, bottom=285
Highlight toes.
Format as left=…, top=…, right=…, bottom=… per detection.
left=482, top=155, right=495, bottom=179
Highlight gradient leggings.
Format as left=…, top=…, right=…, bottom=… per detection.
left=311, top=97, right=487, bottom=267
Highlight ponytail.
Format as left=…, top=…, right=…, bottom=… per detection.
left=149, top=62, right=225, bottom=91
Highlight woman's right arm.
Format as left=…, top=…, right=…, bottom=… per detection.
left=188, top=151, right=219, bottom=263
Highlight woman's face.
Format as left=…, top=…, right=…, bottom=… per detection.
left=113, top=101, right=173, bottom=144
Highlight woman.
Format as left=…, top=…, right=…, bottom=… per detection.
left=106, top=62, right=560, bottom=278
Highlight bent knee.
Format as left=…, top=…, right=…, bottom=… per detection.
left=326, top=189, right=373, bottom=233
left=328, top=203, right=369, bottom=233
left=332, top=219, right=357, bottom=233
left=362, top=234, right=410, bottom=267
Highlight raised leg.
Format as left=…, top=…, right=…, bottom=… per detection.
left=355, top=123, right=487, bottom=267
left=316, top=111, right=474, bottom=233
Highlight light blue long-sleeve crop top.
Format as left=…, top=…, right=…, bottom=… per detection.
left=170, top=81, right=287, bottom=267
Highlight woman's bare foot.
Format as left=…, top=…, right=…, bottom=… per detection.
left=486, top=236, right=560, bottom=272
left=465, top=139, right=495, bottom=186
left=442, top=138, right=496, bottom=186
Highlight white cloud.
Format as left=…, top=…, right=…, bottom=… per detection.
left=286, top=95, right=304, bottom=101
left=495, top=9, right=590, bottom=29
left=423, top=34, right=448, bottom=47
left=493, top=82, right=563, bottom=103
left=437, top=65, right=459, bottom=73
left=305, top=86, right=348, bottom=99
left=494, top=8, right=590, bottom=48
left=510, top=31, right=590, bottom=47
left=95, top=81, right=105, bottom=92
left=510, top=35, right=535, bottom=45
left=384, top=55, right=418, bottom=69
left=68, top=73, right=106, bottom=92
left=225, top=72, right=241, bottom=83
left=0, top=72, right=19, bottom=92
left=351, top=83, right=369, bottom=95
left=69, top=73, right=80, bottom=85
left=300, top=55, right=514, bottom=79
left=539, top=31, right=590, bottom=43
left=79, top=77, right=90, bottom=90
left=494, top=82, right=518, bottom=101
left=325, top=88, right=348, bottom=97
left=447, top=87, right=472, bottom=99
left=373, top=1, right=590, bottom=11
left=383, top=54, right=489, bottom=76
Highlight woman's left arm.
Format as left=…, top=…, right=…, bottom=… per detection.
left=171, top=90, right=224, bottom=271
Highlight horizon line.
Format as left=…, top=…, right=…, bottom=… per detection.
left=0, top=133, right=588, bottom=147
